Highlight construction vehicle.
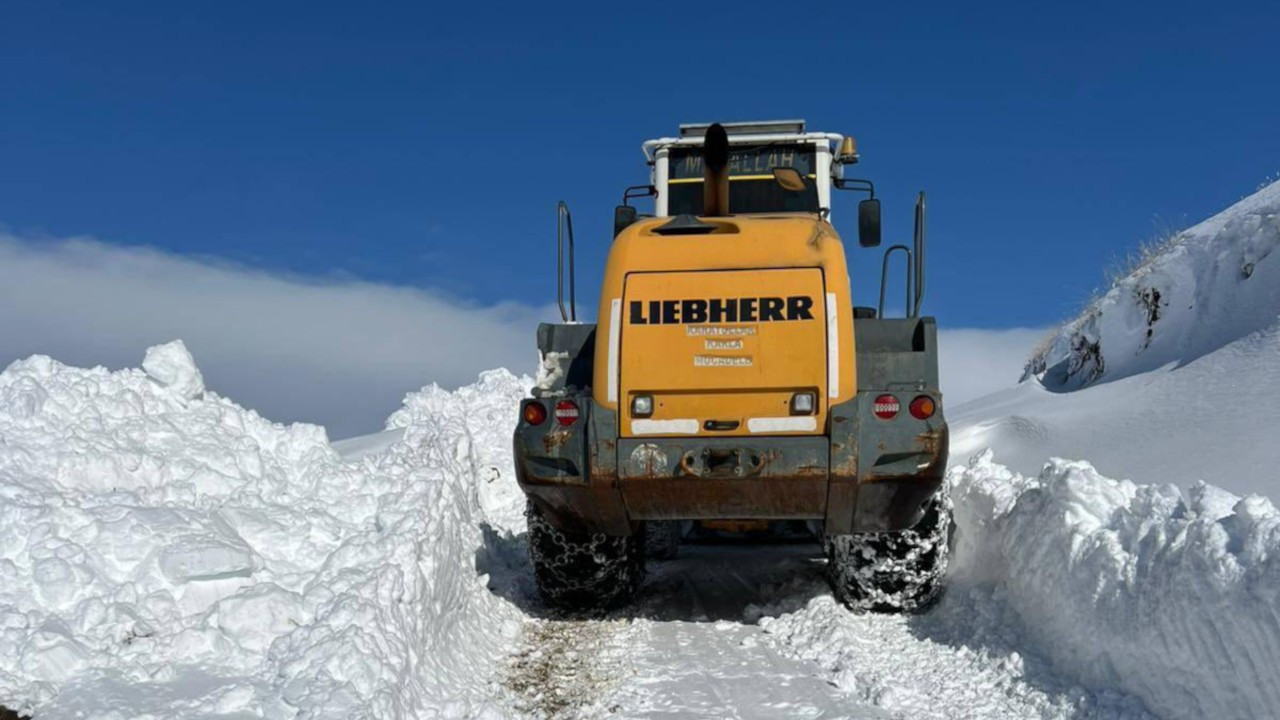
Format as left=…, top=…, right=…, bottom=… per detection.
left=514, top=120, right=949, bottom=613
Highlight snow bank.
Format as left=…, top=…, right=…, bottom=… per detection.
left=1026, top=180, right=1280, bottom=388
left=0, top=342, right=524, bottom=718
left=949, top=451, right=1280, bottom=720
left=385, top=369, right=532, bottom=533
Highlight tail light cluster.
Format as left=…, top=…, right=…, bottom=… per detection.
left=522, top=402, right=547, bottom=425
left=553, top=400, right=580, bottom=426
left=873, top=394, right=936, bottom=420
left=523, top=400, right=581, bottom=427
left=872, top=395, right=901, bottom=419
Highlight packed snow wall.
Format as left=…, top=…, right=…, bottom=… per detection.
left=950, top=451, right=1280, bottom=720
left=0, top=341, right=526, bottom=719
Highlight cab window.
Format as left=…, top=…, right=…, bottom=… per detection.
left=667, top=143, right=819, bottom=215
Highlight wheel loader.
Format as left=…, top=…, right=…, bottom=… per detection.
left=514, top=120, right=950, bottom=613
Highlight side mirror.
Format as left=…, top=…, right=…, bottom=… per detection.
left=614, top=205, right=638, bottom=238
left=858, top=198, right=881, bottom=247
left=771, top=167, right=806, bottom=192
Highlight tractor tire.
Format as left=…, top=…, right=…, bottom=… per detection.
left=826, top=486, right=952, bottom=613
left=645, top=520, right=682, bottom=561
left=526, top=500, right=645, bottom=611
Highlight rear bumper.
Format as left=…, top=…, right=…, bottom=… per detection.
left=616, top=436, right=830, bottom=520
left=515, top=394, right=947, bottom=536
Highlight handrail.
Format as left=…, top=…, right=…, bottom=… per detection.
left=913, top=191, right=926, bottom=317
left=878, top=244, right=913, bottom=319
left=556, top=201, right=576, bottom=322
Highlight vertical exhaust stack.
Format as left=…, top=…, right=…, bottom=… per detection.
left=703, top=123, right=730, bottom=216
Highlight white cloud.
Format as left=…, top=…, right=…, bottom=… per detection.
left=0, top=235, right=553, bottom=438
left=938, top=327, right=1045, bottom=406
left=0, top=233, right=1039, bottom=437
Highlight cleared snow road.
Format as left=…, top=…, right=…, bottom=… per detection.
left=498, top=541, right=1149, bottom=720
left=503, top=543, right=888, bottom=719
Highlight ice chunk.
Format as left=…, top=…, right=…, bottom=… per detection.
left=142, top=339, right=205, bottom=400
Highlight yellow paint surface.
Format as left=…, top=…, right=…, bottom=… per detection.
left=593, top=214, right=858, bottom=437
left=621, top=269, right=826, bottom=436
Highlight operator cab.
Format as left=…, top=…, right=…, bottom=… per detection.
left=643, top=119, right=854, bottom=218
left=665, top=142, right=820, bottom=214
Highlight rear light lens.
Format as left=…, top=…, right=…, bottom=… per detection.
left=631, top=394, right=654, bottom=417
left=790, top=391, right=816, bottom=415
left=553, top=400, right=580, bottom=426
left=522, top=402, right=547, bottom=425
left=909, top=395, right=936, bottom=420
left=873, top=394, right=900, bottom=420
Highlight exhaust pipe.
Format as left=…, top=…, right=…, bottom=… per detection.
left=703, top=123, right=730, bottom=216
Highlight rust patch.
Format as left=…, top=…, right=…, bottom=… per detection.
left=832, top=451, right=858, bottom=477
left=542, top=429, right=572, bottom=453
left=914, top=427, right=946, bottom=455
left=588, top=444, right=619, bottom=489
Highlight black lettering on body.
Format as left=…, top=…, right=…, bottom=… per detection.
left=760, top=297, right=785, bottom=321
left=709, top=298, right=737, bottom=323
left=627, top=296, right=816, bottom=325
left=661, top=300, right=678, bottom=324
left=787, top=295, right=815, bottom=320
left=683, top=299, right=708, bottom=323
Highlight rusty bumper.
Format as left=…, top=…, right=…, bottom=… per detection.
left=515, top=394, right=947, bottom=537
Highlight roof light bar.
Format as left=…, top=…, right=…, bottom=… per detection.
left=678, top=120, right=806, bottom=138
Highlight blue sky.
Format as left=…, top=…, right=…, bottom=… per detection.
left=3, top=1, right=1278, bottom=328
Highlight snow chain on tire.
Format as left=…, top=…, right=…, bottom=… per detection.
left=526, top=500, right=645, bottom=611
left=825, top=484, right=953, bottom=613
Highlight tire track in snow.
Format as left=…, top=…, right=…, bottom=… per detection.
left=503, top=617, right=633, bottom=719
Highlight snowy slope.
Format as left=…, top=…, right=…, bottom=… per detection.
left=0, top=342, right=529, bottom=718
left=952, top=180, right=1280, bottom=495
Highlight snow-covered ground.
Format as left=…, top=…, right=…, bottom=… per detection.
left=1, top=181, right=1277, bottom=718
left=5, top=342, right=1279, bottom=719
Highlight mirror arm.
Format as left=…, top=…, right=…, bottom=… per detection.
left=834, top=177, right=875, bottom=198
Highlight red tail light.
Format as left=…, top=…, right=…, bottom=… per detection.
left=873, top=394, right=900, bottom=420
left=553, top=400, right=580, bottom=426
left=909, top=395, right=936, bottom=420
left=523, top=402, right=547, bottom=425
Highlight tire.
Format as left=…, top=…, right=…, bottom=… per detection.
left=825, top=486, right=953, bottom=613
left=645, top=520, right=682, bottom=561
left=526, top=500, right=645, bottom=611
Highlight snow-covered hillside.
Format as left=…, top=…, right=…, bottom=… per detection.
left=953, top=180, right=1280, bottom=495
